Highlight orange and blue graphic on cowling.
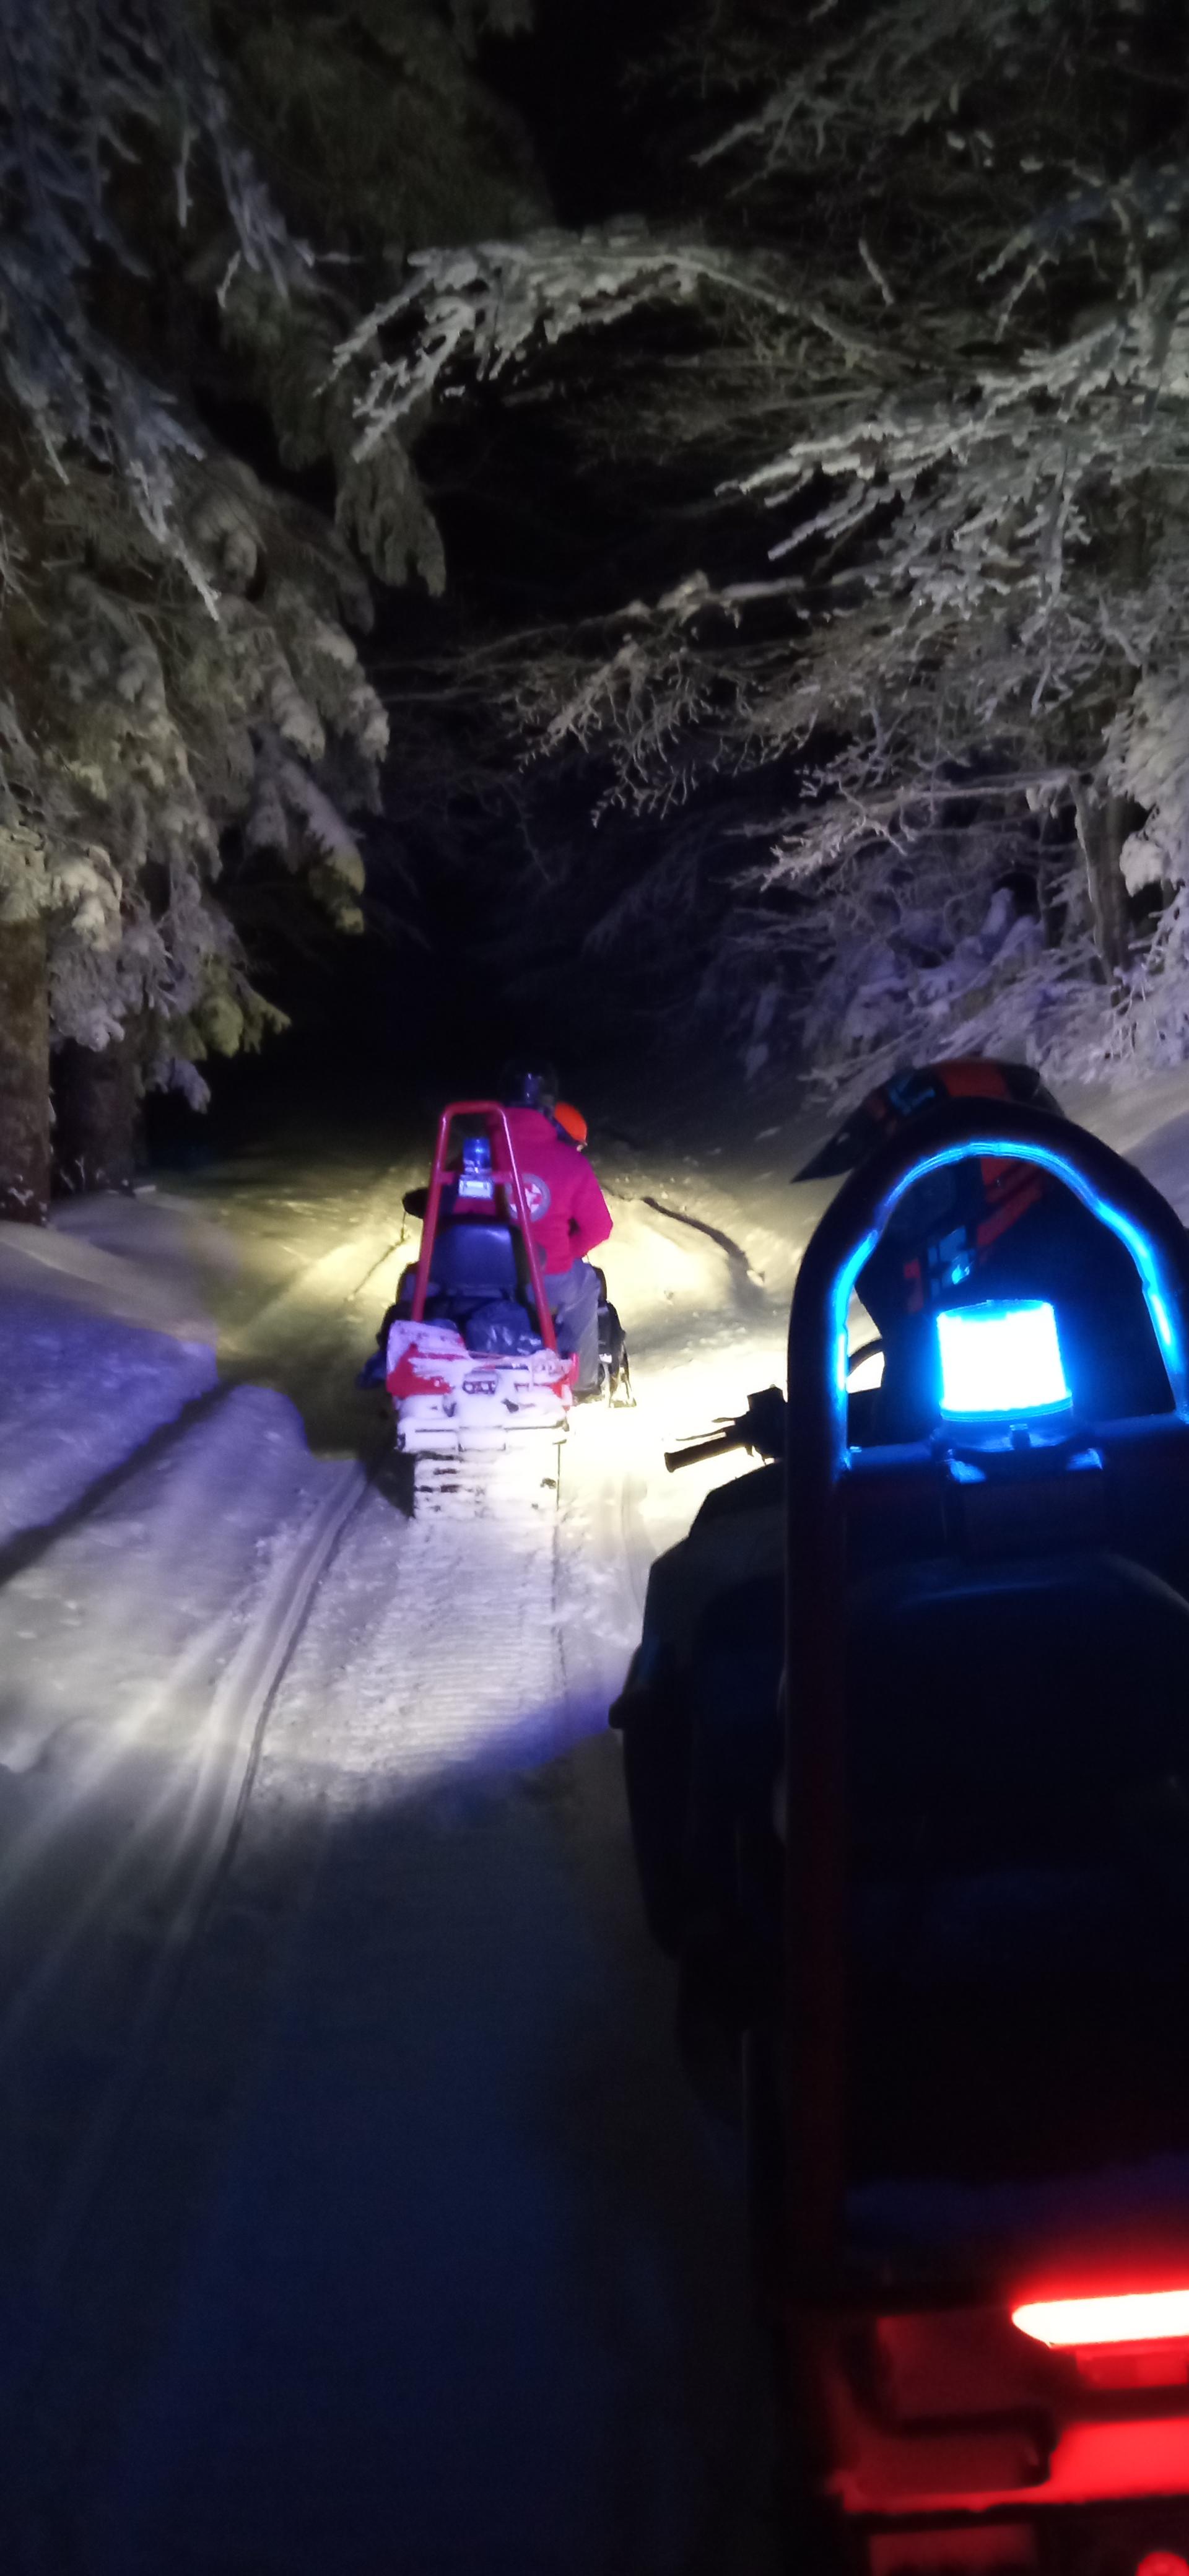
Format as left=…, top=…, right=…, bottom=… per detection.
left=891, top=1063, right=1048, bottom=1297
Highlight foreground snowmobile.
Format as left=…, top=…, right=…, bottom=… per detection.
left=616, top=1097, right=1189, bottom=2568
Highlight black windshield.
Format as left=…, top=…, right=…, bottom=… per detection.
left=795, top=1063, right=1061, bottom=1182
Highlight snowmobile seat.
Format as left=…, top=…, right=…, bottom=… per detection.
left=841, top=1550, right=1189, bottom=2190
left=426, top=1220, right=523, bottom=1303
left=677, top=1540, right=1189, bottom=1856
left=421, top=1220, right=547, bottom=1351
left=845, top=1547, right=1189, bottom=1871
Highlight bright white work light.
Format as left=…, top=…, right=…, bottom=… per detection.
left=936, top=1298, right=1071, bottom=1420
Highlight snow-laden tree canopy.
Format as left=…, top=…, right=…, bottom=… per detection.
left=1, top=443, right=388, bottom=1099
left=0, top=0, right=537, bottom=1141
left=348, top=0, right=1189, bottom=1095
left=10, top=0, right=1188, bottom=1149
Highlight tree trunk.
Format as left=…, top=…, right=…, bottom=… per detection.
left=53, top=1032, right=141, bottom=1195
left=1073, top=783, right=1132, bottom=978
left=0, top=917, right=51, bottom=1224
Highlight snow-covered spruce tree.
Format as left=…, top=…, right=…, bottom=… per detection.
left=0, top=0, right=381, bottom=1212
left=702, top=0, right=1189, bottom=1090
left=341, top=0, right=1189, bottom=1092
left=2, top=419, right=392, bottom=1182
left=0, top=0, right=540, bottom=1216
left=210, top=0, right=549, bottom=599
left=214, top=0, right=539, bottom=271
left=653, top=0, right=1189, bottom=1087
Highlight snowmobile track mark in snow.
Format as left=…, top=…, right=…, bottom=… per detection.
left=639, top=1196, right=766, bottom=1312
left=413, top=1436, right=563, bottom=1520
left=0, top=1453, right=371, bottom=2421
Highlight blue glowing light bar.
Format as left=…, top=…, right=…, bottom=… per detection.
left=936, top=1298, right=1071, bottom=1420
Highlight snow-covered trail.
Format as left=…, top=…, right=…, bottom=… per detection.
left=0, top=1128, right=792, bottom=2574
left=10, top=1081, right=1189, bottom=2570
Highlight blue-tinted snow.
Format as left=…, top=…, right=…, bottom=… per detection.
left=0, top=1281, right=216, bottom=1547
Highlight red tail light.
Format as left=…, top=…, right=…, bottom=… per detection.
left=1013, top=2291, right=1189, bottom=2389
left=1013, top=2291, right=1189, bottom=2348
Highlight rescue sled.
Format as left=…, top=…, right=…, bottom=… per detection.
left=385, top=1101, right=576, bottom=1508
left=616, top=1097, right=1189, bottom=2568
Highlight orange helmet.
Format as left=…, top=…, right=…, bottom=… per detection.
left=554, top=1100, right=588, bottom=1147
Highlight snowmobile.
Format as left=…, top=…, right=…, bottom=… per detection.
left=377, top=1101, right=576, bottom=1507
left=372, top=1100, right=627, bottom=1508
left=614, top=1095, right=1189, bottom=2569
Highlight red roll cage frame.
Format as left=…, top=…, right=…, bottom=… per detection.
left=782, top=1096, right=1189, bottom=2299
left=408, top=1100, right=559, bottom=1354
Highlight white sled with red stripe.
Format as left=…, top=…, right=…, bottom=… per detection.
left=385, top=1319, right=573, bottom=1453
left=386, top=1102, right=577, bottom=1505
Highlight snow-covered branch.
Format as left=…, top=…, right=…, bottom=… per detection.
left=0, top=0, right=307, bottom=539
left=330, top=224, right=811, bottom=457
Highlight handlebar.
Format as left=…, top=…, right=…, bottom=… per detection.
left=665, top=1384, right=788, bottom=1474
left=663, top=1351, right=884, bottom=1475
left=664, top=1425, right=751, bottom=1474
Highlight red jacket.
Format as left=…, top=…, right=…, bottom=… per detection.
left=504, top=1107, right=612, bottom=1277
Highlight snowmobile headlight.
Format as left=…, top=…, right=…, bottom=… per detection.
left=936, top=1299, right=1071, bottom=1421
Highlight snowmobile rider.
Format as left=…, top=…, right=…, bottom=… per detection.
left=811, top=1060, right=1174, bottom=1437
left=501, top=1063, right=612, bottom=1397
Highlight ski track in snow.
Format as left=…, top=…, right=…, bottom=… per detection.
left=0, top=1384, right=357, bottom=2418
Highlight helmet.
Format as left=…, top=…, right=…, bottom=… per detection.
left=553, top=1101, right=588, bottom=1147
left=500, top=1060, right=559, bottom=1114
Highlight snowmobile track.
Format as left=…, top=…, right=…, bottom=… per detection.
left=0, top=1451, right=371, bottom=2411
left=639, top=1194, right=767, bottom=1311
left=413, top=1438, right=564, bottom=1520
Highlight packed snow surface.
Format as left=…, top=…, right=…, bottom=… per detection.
left=0, top=1125, right=787, bottom=2573
left=3, top=1079, right=1189, bottom=2571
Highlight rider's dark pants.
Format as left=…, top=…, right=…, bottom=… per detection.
left=544, top=1260, right=601, bottom=1394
